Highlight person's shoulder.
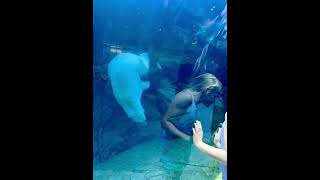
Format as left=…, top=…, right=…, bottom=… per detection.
left=174, top=90, right=193, bottom=108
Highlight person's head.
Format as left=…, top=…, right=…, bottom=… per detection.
left=188, top=73, right=223, bottom=107
left=146, top=47, right=162, bottom=77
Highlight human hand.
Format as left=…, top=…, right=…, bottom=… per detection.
left=192, top=120, right=203, bottom=146
left=213, top=128, right=221, bottom=148
left=101, top=73, right=107, bottom=81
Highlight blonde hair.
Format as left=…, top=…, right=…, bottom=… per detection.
left=187, top=73, right=222, bottom=92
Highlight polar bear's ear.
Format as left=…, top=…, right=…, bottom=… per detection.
left=140, top=53, right=149, bottom=69
left=140, top=52, right=149, bottom=59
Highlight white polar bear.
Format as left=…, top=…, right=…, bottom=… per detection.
left=108, top=52, right=150, bottom=125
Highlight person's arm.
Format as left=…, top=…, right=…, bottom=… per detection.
left=161, top=92, right=192, bottom=141
left=193, top=120, right=227, bottom=164
left=224, top=119, right=227, bottom=151
left=163, top=118, right=190, bottom=141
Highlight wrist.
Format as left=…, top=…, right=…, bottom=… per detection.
left=194, top=140, right=204, bottom=147
left=183, top=135, right=191, bottom=141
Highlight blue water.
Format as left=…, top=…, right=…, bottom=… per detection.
left=93, top=0, right=227, bottom=179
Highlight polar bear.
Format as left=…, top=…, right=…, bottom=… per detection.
left=108, top=52, right=150, bottom=125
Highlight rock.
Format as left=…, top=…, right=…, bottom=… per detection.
left=94, top=138, right=221, bottom=180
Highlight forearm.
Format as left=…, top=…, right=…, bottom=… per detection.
left=195, top=142, right=227, bottom=164
left=165, top=121, right=190, bottom=140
